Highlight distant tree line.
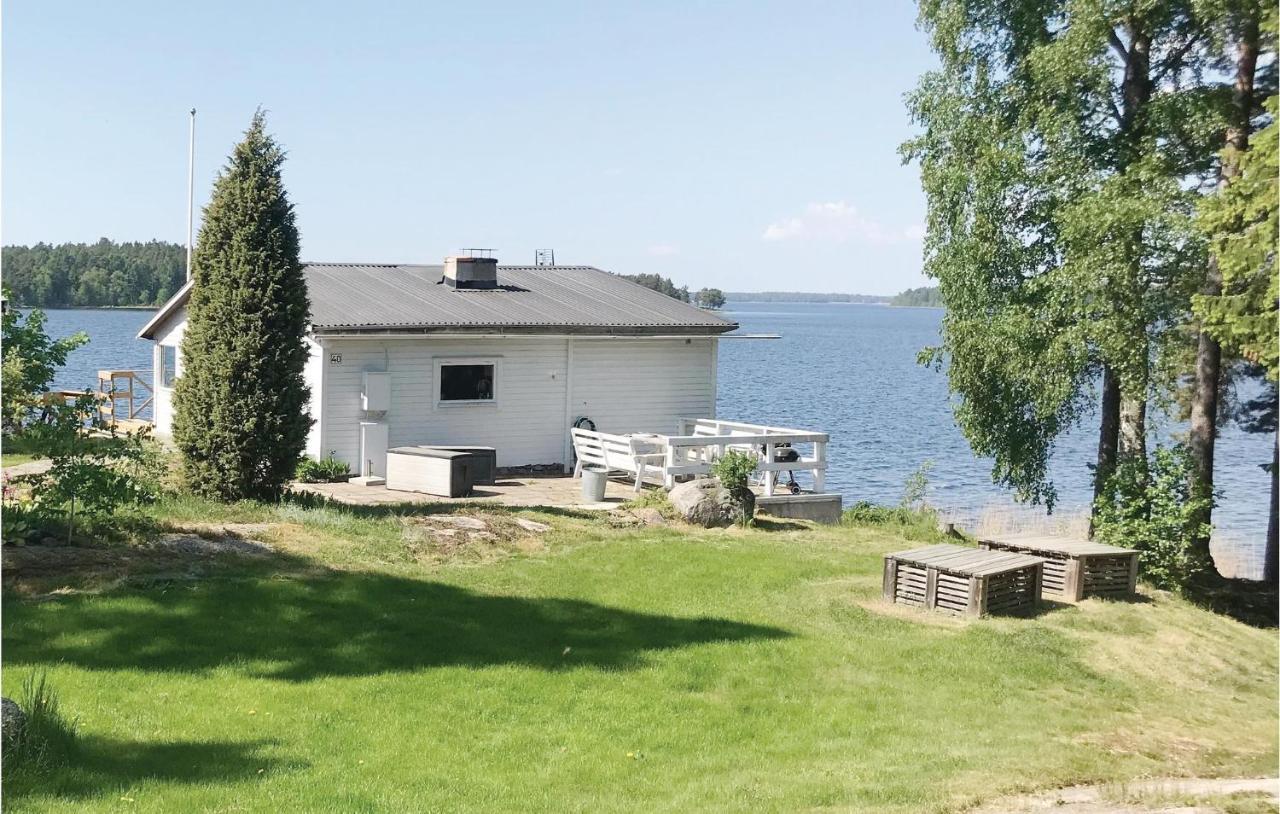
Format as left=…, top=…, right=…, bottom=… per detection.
left=619, top=273, right=691, bottom=302
left=2, top=239, right=186, bottom=307
left=889, top=286, right=943, bottom=307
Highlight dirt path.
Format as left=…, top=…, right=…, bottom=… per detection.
left=972, top=777, right=1278, bottom=813
left=2, top=459, right=52, bottom=478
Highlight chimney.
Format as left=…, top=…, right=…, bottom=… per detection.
left=443, top=251, right=498, bottom=290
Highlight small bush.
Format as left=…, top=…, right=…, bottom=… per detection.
left=842, top=463, right=943, bottom=541
left=711, top=449, right=759, bottom=526
left=1094, top=444, right=1212, bottom=593
left=296, top=454, right=351, bottom=484
left=621, top=490, right=679, bottom=518
left=3, top=672, right=78, bottom=775
left=7, top=399, right=163, bottom=544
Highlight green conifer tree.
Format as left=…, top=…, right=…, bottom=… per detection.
left=172, top=111, right=311, bottom=500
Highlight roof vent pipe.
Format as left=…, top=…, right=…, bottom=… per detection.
left=443, top=252, right=498, bottom=290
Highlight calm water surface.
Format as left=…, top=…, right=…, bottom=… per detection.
left=716, top=302, right=1271, bottom=554
left=37, top=305, right=1272, bottom=563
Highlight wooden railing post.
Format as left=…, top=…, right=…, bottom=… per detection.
left=764, top=441, right=776, bottom=496
left=813, top=440, right=826, bottom=493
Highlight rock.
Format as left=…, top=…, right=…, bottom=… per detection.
left=668, top=478, right=754, bottom=527
left=151, top=533, right=272, bottom=558
left=514, top=518, right=552, bottom=533
left=629, top=507, right=667, bottom=527
left=423, top=515, right=488, bottom=531
left=2, top=697, right=26, bottom=751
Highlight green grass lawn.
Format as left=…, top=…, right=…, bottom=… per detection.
left=3, top=499, right=1276, bottom=812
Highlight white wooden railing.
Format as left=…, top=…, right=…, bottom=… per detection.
left=662, top=418, right=829, bottom=496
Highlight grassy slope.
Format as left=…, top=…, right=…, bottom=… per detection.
left=3, top=500, right=1276, bottom=813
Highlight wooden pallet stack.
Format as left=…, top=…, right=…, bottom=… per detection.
left=978, top=537, right=1139, bottom=602
left=883, top=544, right=1045, bottom=617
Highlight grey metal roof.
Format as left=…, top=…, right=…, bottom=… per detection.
left=305, top=264, right=737, bottom=335
left=139, top=263, right=738, bottom=339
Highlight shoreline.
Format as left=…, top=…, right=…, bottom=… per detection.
left=14, top=304, right=158, bottom=311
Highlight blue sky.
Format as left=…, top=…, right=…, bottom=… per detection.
left=3, top=1, right=935, bottom=294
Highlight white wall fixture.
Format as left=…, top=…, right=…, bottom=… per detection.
left=362, top=371, right=391, bottom=412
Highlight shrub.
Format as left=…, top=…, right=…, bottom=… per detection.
left=900, top=461, right=934, bottom=512
left=842, top=463, right=942, bottom=542
left=1094, top=444, right=1213, bottom=593
left=0, top=292, right=88, bottom=434
left=2, top=672, right=78, bottom=775
left=296, top=454, right=351, bottom=483
left=12, top=397, right=162, bottom=543
left=711, top=449, right=759, bottom=526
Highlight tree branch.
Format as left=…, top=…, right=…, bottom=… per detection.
left=1153, top=34, right=1200, bottom=85
left=1108, top=28, right=1129, bottom=63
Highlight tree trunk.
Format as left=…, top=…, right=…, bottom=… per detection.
left=1091, top=365, right=1122, bottom=535
left=1188, top=12, right=1259, bottom=560
left=1119, top=390, right=1147, bottom=461
left=1265, top=435, right=1278, bottom=585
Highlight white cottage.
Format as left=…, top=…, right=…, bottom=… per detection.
left=138, top=256, right=737, bottom=476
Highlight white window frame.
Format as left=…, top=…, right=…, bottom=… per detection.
left=159, top=344, right=179, bottom=389
left=433, top=356, right=500, bottom=408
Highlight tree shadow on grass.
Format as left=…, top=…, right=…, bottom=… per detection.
left=4, top=736, right=293, bottom=801
left=3, top=567, right=791, bottom=681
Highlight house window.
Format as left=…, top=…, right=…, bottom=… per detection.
left=160, top=345, right=178, bottom=388
left=437, top=360, right=496, bottom=404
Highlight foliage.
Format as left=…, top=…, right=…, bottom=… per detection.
left=1094, top=445, right=1213, bottom=593
left=710, top=449, right=757, bottom=491
left=0, top=294, right=88, bottom=433
left=900, top=460, right=933, bottom=511
left=2, top=672, right=78, bottom=775
left=1, top=239, right=186, bottom=308
left=9, top=398, right=162, bottom=543
left=295, top=454, right=351, bottom=484
left=694, top=287, right=726, bottom=309
left=172, top=111, right=312, bottom=502
left=1194, top=95, right=1279, bottom=381
left=620, top=489, right=678, bottom=518
left=903, top=0, right=1242, bottom=508
left=890, top=286, right=942, bottom=308
left=619, top=273, right=690, bottom=302
left=843, top=462, right=942, bottom=541
left=711, top=449, right=758, bottom=525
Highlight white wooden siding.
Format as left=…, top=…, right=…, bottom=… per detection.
left=302, top=337, right=324, bottom=459
left=320, top=336, right=718, bottom=471
left=567, top=338, right=716, bottom=437
left=145, top=322, right=720, bottom=469
left=320, top=337, right=570, bottom=469
left=150, top=307, right=186, bottom=438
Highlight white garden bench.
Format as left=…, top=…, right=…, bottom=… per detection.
left=570, top=428, right=667, bottom=493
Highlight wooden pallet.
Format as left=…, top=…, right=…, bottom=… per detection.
left=978, top=536, right=1139, bottom=601
left=883, top=544, right=1045, bottom=617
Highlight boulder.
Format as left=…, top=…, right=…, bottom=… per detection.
left=2, top=697, right=25, bottom=751
left=629, top=507, right=668, bottom=527
left=668, top=478, right=754, bottom=527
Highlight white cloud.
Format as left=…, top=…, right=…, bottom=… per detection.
left=647, top=243, right=680, bottom=256
left=762, top=201, right=923, bottom=245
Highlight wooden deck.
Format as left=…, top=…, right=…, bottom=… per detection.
left=883, top=544, right=1045, bottom=617
left=978, top=535, right=1138, bottom=601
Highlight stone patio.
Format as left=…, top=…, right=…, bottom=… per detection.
left=292, top=473, right=642, bottom=510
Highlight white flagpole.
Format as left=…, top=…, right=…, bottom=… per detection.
left=186, top=108, right=196, bottom=280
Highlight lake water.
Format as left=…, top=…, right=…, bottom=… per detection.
left=37, top=304, right=1272, bottom=574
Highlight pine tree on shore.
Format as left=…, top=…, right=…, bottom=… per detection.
left=173, top=110, right=311, bottom=501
